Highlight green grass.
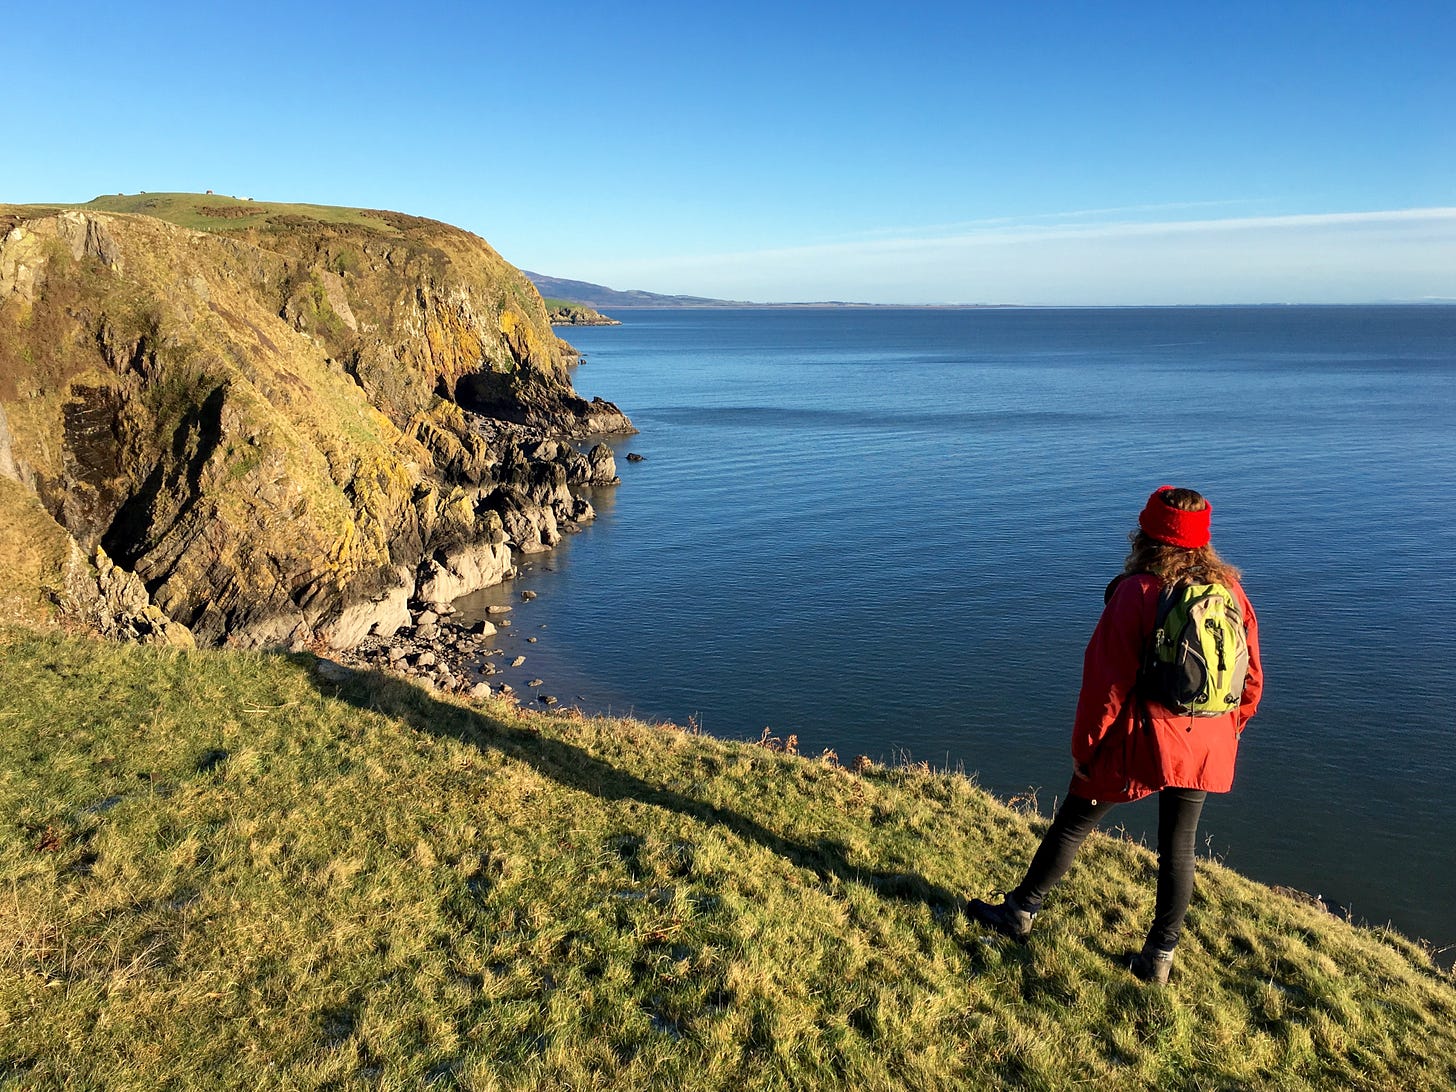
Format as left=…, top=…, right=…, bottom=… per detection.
left=0, top=480, right=78, bottom=627
left=1, top=629, right=1452, bottom=1089
left=10, top=192, right=406, bottom=236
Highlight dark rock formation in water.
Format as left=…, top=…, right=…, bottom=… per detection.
left=0, top=195, right=633, bottom=648
left=543, top=299, right=621, bottom=326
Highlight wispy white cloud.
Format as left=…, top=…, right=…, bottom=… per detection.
left=834, top=198, right=1272, bottom=243
left=590, top=207, right=1456, bottom=305
left=628, top=207, right=1456, bottom=267
left=1012, top=205, right=1456, bottom=241
left=1024, top=198, right=1268, bottom=221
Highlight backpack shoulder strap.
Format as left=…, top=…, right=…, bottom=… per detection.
left=1154, top=580, right=1180, bottom=621
left=1134, top=578, right=1179, bottom=700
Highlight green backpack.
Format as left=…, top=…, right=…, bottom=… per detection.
left=1141, top=582, right=1250, bottom=716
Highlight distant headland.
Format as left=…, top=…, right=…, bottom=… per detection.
left=524, top=272, right=1017, bottom=310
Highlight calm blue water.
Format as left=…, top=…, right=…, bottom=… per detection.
left=457, top=306, right=1456, bottom=955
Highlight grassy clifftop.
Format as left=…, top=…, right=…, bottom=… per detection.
left=2, top=630, right=1452, bottom=1089
left=72, top=193, right=409, bottom=235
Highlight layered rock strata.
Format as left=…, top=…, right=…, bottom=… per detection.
left=0, top=198, right=631, bottom=648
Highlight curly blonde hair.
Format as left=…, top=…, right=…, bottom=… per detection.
left=1124, top=487, right=1241, bottom=586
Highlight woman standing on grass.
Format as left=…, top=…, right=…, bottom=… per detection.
left=969, top=486, right=1263, bottom=984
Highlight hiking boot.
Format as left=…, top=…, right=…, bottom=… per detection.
left=1130, top=942, right=1176, bottom=985
left=966, top=891, right=1037, bottom=942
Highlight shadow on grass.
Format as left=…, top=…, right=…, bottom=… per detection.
left=306, top=660, right=964, bottom=915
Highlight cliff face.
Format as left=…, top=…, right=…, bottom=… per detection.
left=0, top=196, right=632, bottom=649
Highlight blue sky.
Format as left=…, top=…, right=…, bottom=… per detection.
left=7, top=1, right=1453, bottom=304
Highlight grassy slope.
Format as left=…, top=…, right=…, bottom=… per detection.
left=1, top=631, right=1452, bottom=1090
left=0, top=480, right=80, bottom=628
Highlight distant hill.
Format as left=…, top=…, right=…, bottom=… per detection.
left=524, top=273, right=1009, bottom=310
left=524, top=272, right=743, bottom=308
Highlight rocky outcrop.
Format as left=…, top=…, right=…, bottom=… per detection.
left=0, top=476, right=195, bottom=645
left=416, top=538, right=512, bottom=608
left=89, top=548, right=195, bottom=647
left=545, top=300, right=621, bottom=326
left=0, top=196, right=635, bottom=649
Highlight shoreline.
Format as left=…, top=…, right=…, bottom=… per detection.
left=535, top=301, right=1456, bottom=313
left=331, top=475, right=624, bottom=714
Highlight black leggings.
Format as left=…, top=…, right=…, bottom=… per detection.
left=1011, top=788, right=1208, bottom=951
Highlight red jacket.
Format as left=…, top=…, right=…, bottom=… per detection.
left=1070, top=573, right=1263, bottom=802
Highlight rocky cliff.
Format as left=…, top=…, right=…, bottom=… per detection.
left=0, top=194, right=633, bottom=649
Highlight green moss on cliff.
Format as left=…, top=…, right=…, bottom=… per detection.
left=0, top=197, right=629, bottom=647
left=0, top=480, right=81, bottom=626
left=10, top=192, right=588, bottom=426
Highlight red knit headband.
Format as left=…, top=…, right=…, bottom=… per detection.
left=1138, top=486, right=1211, bottom=548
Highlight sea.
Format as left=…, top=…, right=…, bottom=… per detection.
left=455, top=305, right=1456, bottom=957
